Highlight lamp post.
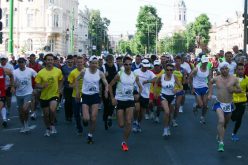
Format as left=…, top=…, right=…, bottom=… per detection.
left=243, top=0, right=247, bottom=54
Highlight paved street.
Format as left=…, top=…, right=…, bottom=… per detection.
left=0, top=94, right=248, bottom=165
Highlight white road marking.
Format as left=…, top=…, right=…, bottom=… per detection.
left=0, top=144, right=14, bottom=151
left=2, top=125, right=37, bottom=132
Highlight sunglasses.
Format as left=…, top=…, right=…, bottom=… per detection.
left=124, top=63, right=132, bottom=66
left=166, top=69, right=173, bottom=71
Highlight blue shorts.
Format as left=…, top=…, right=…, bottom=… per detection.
left=82, top=93, right=100, bottom=106
left=176, top=90, right=185, bottom=96
left=212, top=102, right=234, bottom=114
left=194, top=87, right=208, bottom=96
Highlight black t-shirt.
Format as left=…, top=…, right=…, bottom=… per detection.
left=100, top=63, right=118, bottom=92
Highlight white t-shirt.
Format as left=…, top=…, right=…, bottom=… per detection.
left=134, top=69, right=156, bottom=98
left=181, top=62, right=192, bottom=74
left=228, top=61, right=237, bottom=75
left=13, top=67, right=37, bottom=96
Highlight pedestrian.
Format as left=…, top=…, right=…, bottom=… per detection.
left=35, top=53, right=63, bottom=137
left=208, top=62, right=242, bottom=152
left=109, top=56, right=142, bottom=151
left=76, top=55, right=108, bottom=144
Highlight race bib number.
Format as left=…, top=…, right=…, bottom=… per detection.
left=88, top=83, right=97, bottom=92
left=220, top=103, right=232, bottom=112
left=122, top=86, right=133, bottom=96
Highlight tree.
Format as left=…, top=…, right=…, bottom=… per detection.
left=136, top=5, right=163, bottom=54
left=89, top=10, right=110, bottom=55
left=184, top=23, right=195, bottom=52
left=192, top=14, right=212, bottom=47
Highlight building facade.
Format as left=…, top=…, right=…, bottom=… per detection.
left=0, top=0, right=89, bottom=56
left=208, top=12, right=244, bottom=53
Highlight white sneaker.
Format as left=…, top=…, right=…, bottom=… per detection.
left=172, top=119, right=178, bottom=127
left=149, top=112, right=155, bottom=120
left=154, top=117, right=160, bottom=123
left=145, top=114, right=149, bottom=120
left=44, top=129, right=50, bottom=137
left=24, top=122, right=30, bottom=132
left=200, top=116, right=206, bottom=124
left=30, top=112, right=37, bottom=120
left=50, top=126, right=57, bottom=134
left=162, top=127, right=170, bottom=137
left=20, top=127, right=26, bottom=133
left=179, top=106, right=183, bottom=113
left=167, top=128, right=171, bottom=136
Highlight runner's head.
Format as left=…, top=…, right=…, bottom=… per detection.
left=236, top=63, right=244, bottom=77
left=17, top=57, right=27, bottom=70
left=219, top=62, right=230, bottom=77
left=89, top=55, right=98, bottom=69
left=44, top=53, right=54, bottom=68
left=225, top=51, right=233, bottom=63
left=123, top=56, right=132, bottom=72
left=165, top=64, right=174, bottom=76
left=201, top=56, right=208, bottom=67
left=141, top=59, right=150, bottom=72
left=153, top=60, right=161, bottom=71
left=174, top=55, right=182, bottom=67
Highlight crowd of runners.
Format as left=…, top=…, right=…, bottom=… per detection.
left=0, top=44, right=247, bottom=152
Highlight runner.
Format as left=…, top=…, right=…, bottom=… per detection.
left=172, top=56, right=186, bottom=126
left=208, top=62, right=242, bottom=152
left=27, top=54, right=42, bottom=120
left=231, top=63, right=248, bottom=141
left=76, top=55, right=108, bottom=144
left=189, top=56, right=211, bottom=124
left=68, top=56, right=85, bottom=135
left=149, top=60, right=164, bottom=123
left=109, top=56, right=142, bottom=151
left=155, top=64, right=182, bottom=137
left=0, top=65, right=14, bottom=128
left=61, top=55, right=76, bottom=122
left=133, top=59, right=156, bottom=132
left=13, top=58, right=37, bottom=133
left=35, top=53, right=63, bottom=136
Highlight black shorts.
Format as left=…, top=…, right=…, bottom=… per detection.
left=0, top=97, right=6, bottom=105
left=139, top=96, right=149, bottom=108
left=117, top=100, right=135, bottom=110
left=160, top=94, right=175, bottom=104
left=133, top=90, right=138, bottom=95
left=6, top=87, right=12, bottom=97
left=183, top=84, right=189, bottom=91
left=40, top=97, right=59, bottom=108
left=82, top=93, right=100, bottom=106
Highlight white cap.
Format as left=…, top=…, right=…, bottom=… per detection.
left=0, top=54, right=8, bottom=59
left=141, top=59, right=150, bottom=68
left=219, top=61, right=230, bottom=70
left=154, top=60, right=161, bottom=66
left=89, top=55, right=98, bottom=62
left=201, top=56, right=208, bottom=63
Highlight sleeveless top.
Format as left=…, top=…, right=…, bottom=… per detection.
left=115, top=71, right=136, bottom=101
left=82, top=68, right=100, bottom=95
left=193, top=66, right=209, bottom=88
left=161, top=74, right=175, bottom=96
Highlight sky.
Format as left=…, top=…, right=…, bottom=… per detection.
left=79, top=0, right=244, bottom=35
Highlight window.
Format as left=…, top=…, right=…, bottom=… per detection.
left=5, top=14, right=9, bottom=27
left=27, top=39, right=33, bottom=51
left=49, top=39, right=55, bottom=52
left=179, top=14, right=181, bottom=21
left=27, top=14, right=33, bottom=27
left=28, top=0, right=34, bottom=2
left=49, top=0, right=54, bottom=4
left=53, top=14, right=59, bottom=27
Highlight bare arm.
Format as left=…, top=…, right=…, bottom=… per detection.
left=188, top=68, right=197, bottom=89
left=76, top=70, right=85, bottom=98
left=208, top=77, right=216, bottom=99
left=135, top=76, right=143, bottom=94
left=100, top=71, right=109, bottom=98
left=109, top=74, right=120, bottom=99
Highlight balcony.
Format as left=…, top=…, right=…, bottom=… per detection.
left=46, top=26, right=63, bottom=35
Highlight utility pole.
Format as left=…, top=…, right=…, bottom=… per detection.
left=70, top=8, right=74, bottom=54
left=155, top=20, right=158, bottom=55
left=244, top=0, right=247, bottom=54
left=8, top=0, right=14, bottom=55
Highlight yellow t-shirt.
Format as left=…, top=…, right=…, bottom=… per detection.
left=35, top=67, right=63, bottom=100
left=173, top=69, right=184, bottom=91
left=233, top=75, right=248, bottom=103
left=150, top=69, right=164, bottom=95
left=68, top=68, right=84, bottom=97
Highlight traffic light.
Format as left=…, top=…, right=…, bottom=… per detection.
left=0, top=8, right=2, bottom=44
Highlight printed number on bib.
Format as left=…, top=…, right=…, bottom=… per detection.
left=220, top=103, right=232, bottom=112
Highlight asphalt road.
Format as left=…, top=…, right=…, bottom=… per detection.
left=0, top=94, right=248, bottom=165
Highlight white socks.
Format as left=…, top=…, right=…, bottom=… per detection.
left=1, top=107, right=7, bottom=120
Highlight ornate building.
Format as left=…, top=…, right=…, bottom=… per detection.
left=0, top=0, right=89, bottom=56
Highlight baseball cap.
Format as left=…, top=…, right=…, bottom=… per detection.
left=201, top=56, right=209, bottom=63
left=0, top=54, right=8, bottom=59
left=89, top=55, right=98, bottom=62
left=141, top=59, right=150, bottom=68
left=154, top=60, right=161, bottom=66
